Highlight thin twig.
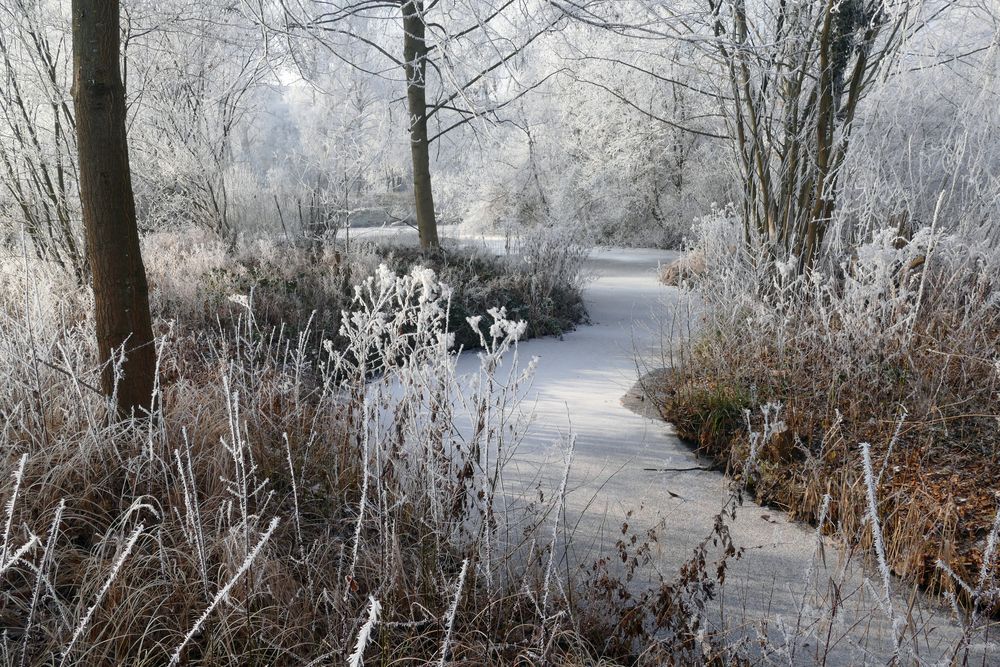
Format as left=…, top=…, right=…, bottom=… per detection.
left=33, top=357, right=103, bottom=396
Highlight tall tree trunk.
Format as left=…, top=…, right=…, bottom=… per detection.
left=402, top=0, right=439, bottom=249
left=71, top=0, right=156, bottom=416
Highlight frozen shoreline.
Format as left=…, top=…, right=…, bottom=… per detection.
left=359, top=229, right=984, bottom=663
left=449, top=245, right=983, bottom=665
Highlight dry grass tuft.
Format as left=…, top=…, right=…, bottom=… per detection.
left=653, top=217, right=1000, bottom=603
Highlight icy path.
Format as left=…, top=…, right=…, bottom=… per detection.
left=451, top=247, right=982, bottom=666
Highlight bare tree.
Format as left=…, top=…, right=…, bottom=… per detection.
left=245, top=0, right=565, bottom=249
left=552, top=0, right=928, bottom=271
left=71, top=0, right=155, bottom=415
left=121, top=2, right=269, bottom=245
left=707, top=0, right=917, bottom=272
left=0, top=0, right=84, bottom=280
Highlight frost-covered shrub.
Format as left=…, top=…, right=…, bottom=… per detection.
left=661, top=213, right=1000, bottom=596
left=0, top=253, right=588, bottom=665
left=687, top=217, right=1000, bottom=386
left=145, top=231, right=366, bottom=354
left=140, top=229, right=586, bottom=356
left=373, top=227, right=588, bottom=349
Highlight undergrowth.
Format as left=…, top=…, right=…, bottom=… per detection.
left=142, top=227, right=588, bottom=356
left=0, top=243, right=744, bottom=666
left=652, top=211, right=1000, bottom=604
left=2, top=224, right=995, bottom=664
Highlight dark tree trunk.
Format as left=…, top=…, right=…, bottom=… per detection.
left=71, top=0, right=156, bottom=416
left=402, top=0, right=439, bottom=249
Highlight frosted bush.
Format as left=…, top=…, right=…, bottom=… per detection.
left=136, top=229, right=585, bottom=362
left=668, top=207, right=1000, bottom=623
left=335, top=264, right=540, bottom=551
left=0, top=245, right=592, bottom=665
left=508, top=224, right=589, bottom=308
left=687, top=211, right=1000, bottom=374
left=337, top=263, right=455, bottom=378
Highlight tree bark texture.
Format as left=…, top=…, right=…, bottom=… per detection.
left=71, top=0, right=156, bottom=416
left=402, top=0, right=439, bottom=249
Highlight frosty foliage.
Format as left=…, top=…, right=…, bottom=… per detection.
left=835, top=8, right=1000, bottom=249
left=133, top=228, right=586, bottom=361
left=1, top=0, right=999, bottom=663
left=460, top=24, right=731, bottom=249
left=1, top=0, right=997, bottom=267
left=670, top=199, right=1000, bottom=646
left=687, top=210, right=1000, bottom=381
left=0, top=249, right=609, bottom=665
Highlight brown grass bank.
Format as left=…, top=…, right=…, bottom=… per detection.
left=647, top=223, right=1000, bottom=607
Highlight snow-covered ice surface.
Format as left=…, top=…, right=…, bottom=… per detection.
left=363, top=228, right=988, bottom=664
left=446, top=245, right=988, bottom=666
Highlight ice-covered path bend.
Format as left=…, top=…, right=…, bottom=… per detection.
left=452, top=246, right=978, bottom=665
left=454, top=247, right=814, bottom=583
